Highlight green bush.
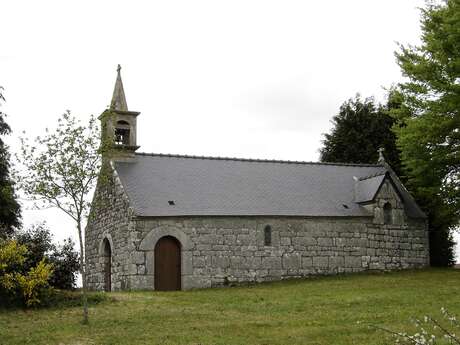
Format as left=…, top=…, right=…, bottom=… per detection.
left=15, top=223, right=80, bottom=290
left=0, top=239, right=53, bottom=307
left=48, top=238, right=80, bottom=290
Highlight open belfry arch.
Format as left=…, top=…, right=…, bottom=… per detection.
left=99, top=65, right=140, bottom=158
left=85, top=66, right=429, bottom=292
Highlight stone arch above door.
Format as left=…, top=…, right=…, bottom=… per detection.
left=138, top=226, right=193, bottom=290
left=139, top=226, right=193, bottom=251
left=98, top=233, right=114, bottom=256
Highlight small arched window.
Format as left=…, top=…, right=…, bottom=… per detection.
left=114, top=120, right=130, bottom=145
left=264, top=225, right=272, bottom=246
left=383, top=202, right=392, bottom=225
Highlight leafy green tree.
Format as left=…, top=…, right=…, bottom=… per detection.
left=16, top=111, right=100, bottom=323
left=393, top=0, right=459, bottom=266
left=0, top=87, right=21, bottom=239
left=320, top=95, right=402, bottom=175
left=15, top=222, right=79, bottom=289
left=48, top=238, right=80, bottom=290
left=15, top=223, right=53, bottom=272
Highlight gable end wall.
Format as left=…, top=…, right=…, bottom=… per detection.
left=85, top=168, right=136, bottom=290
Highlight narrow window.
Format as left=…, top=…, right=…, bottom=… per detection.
left=264, top=225, right=272, bottom=246
left=383, top=202, right=392, bottom=225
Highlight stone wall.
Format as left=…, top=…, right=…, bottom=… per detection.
left=85, top=167, right=136, bottom=291
left=86, top=170, right=429, bottom=291
left=130, top=215, right=428, bottom=290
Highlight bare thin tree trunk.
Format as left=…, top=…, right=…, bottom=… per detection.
left=77, top=220, right=89, bottom=324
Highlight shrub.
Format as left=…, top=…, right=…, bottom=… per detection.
left=0, top=240, right=27, bottom=304
left=0, top=239, right=27, bottom=271
left=16, top=259, right=53, bottom=306
left=49, top=238, right=79, bottom=290
left=15, top=222, right=53, bottom=272
left=15, top=222, right=80, bottom=290
left=373, top=308, right=460, bottom=344
left=0, top=239, right=53, bottom=307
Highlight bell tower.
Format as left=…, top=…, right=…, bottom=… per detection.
left=100, top=65, right=140, bottom=158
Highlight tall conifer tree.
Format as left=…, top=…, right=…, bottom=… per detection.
left=0, top=87, right=21, bottom=238
left=320, top=95, right=402, bottom=176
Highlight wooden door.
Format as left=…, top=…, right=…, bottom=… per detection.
left=154, top=236, right=181, bottom=291
left=102, top=239, right=111, bottom=292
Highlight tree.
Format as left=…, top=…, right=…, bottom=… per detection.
left=16, top=111, right=100, bottom=323
left=393, top=0, right=459, bottom=265
left=320, top=95, right=403, bottom=176
left=15, top=222, right=53, bottom=272
left=0, top=87, right=21, bottom=239
left=48, top=238, right=80, bottom=290
left=15, top=222, right=80, bottom=289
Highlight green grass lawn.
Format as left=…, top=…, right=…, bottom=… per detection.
left=1, top=269, right=460, bottom=345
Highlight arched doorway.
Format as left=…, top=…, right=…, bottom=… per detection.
left=102, top=238, right=111, bottom=292
left=155, top=236, right=181, bottom=291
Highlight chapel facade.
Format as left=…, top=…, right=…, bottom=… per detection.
left=85, top=67, right=429, bottom=291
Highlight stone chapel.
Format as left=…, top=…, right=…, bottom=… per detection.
left=85, top=66, right=429, bottom=291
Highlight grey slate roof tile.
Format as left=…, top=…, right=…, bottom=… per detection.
left=113, top=153, right=425, bottom=219
left=354, top=174, right=386, bottom=203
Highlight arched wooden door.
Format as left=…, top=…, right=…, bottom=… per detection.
left=154, top=236, right=181, bottom=291
left=102, top=238, right=111, bottom=292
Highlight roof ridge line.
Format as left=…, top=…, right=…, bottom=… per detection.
left=134, top=152, right=384, bottom=167
left=358, top=171, right=388, bottom=181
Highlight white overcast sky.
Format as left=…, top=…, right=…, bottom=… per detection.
left=1, top=0, right=457, bottom=260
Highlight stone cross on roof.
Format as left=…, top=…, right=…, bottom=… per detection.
left=378, top=147, right=386, bottom=164
left=110, top=64, right=128, bottom=111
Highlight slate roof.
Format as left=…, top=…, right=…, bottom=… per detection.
left=113, top=153, right=425, bottom=219
left=354, top=174, right=387, bottom=203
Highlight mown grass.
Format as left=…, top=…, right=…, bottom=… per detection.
left=1, top=268, right=460, bottom=345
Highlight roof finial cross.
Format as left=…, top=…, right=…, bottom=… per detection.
left=378, top=147, right=385, bottom=164
left=117, top=64, right=121, bottom=73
